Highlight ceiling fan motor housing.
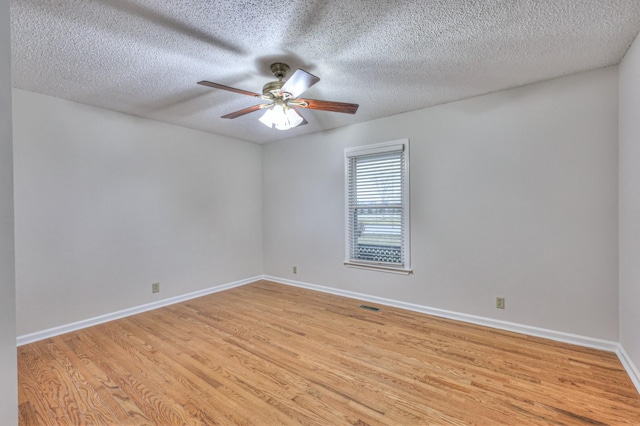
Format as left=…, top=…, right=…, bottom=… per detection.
left=262, top=80, right=284, bottom=96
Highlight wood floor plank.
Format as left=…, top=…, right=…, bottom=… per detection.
left=123, top=314, right=306, bottom=425
left=60, top=333, right=152, bottom=424
left=18, top=280, right=640, bottom=425
left=184, top=295, right=498, bottom=423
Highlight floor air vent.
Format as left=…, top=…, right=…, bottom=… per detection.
left=359, top=304, right=380, bottom=312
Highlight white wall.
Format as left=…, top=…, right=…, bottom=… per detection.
left=620, top=34, right=640, bottom=372
left=0, top=0, right=17, bottom=423
left=263, top=67, right=619, bottom=340
left=12, top=89, right=263, bottom=336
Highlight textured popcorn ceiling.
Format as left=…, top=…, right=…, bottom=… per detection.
left=10, top=0, right=640, bottom=144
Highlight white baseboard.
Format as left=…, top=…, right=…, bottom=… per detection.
left=264, top=275, right=618, bottom=351
left=264, top=275, right=640, bottom=395
left=16, top=276, right=262, bottom=346
left=616, top=345, right=640, bottom=394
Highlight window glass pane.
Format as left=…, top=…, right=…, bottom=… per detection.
left=352, top=207, right=403, bottom=264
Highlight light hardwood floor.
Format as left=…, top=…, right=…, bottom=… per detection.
left=18, top=280, right=640, bottom=425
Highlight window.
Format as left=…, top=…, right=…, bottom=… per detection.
left=345, top=140, right=411, bottom=274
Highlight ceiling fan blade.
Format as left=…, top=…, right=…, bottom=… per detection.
left=221, top=104, right=265, bottom=119
left=197, top=81, right=261, bottom=97
left=291, top=107, right=308, bottom=126
left=281, top=69, right=320, bottom=98
left=297, top=98, right=359, bottom=114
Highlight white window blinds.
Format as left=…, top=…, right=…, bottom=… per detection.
left=345, top=140, right=411, bottom=273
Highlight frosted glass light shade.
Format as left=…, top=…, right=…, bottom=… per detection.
left=259, top=104, right=303, bottom=130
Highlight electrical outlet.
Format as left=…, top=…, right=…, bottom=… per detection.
left=293, top=266, right=297, bottom=274
left=496, top=297, right=505, bottom=309
left=152, top=282, right=160, bottom=293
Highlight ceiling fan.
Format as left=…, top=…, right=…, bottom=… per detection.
left=197, top=63, right=359, bottom=130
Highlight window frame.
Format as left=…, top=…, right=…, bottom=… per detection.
left=344, top=139, right=411, bottom=275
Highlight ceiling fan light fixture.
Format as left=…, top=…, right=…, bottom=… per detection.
left=259, top=103, right=303, bottom=130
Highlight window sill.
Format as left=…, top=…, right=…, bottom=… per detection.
left=344, top=262, right=413, bottom=275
